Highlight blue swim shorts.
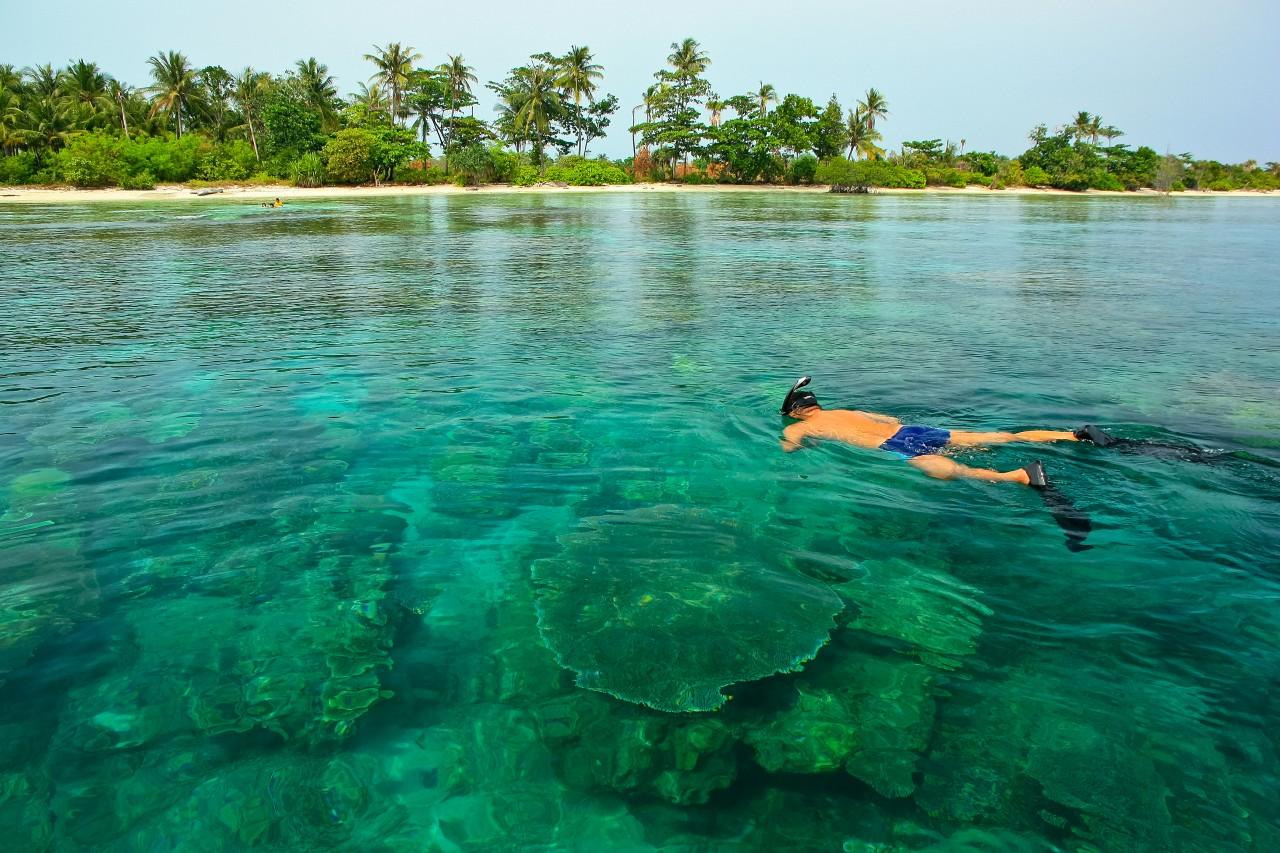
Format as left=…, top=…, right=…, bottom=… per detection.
left=880, top=425, right=952, bottom=459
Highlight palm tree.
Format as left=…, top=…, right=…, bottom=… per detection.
left=232, top=67, right=269, bottom=160
left=0, top=65, right=21, bottom=93
left=355, top=81, right=389, bottom=114
left=512, top=63, right=559, bottom=164
left=857, top=87, right=888, bottom=134
left=756, top=82, right=777, bottom=115
left=845, top=108, right=883, bottom=160
left=147, top=51, right=202, bottom=138
left=17, top=94, right=79, bottom=154
left=363, top=42, right=420, bottom=124
left=667, top=38, right=710, bottom=79
left=24, top=64, right=63, bottom=98
left=0, top=88, right=23, bottom=155
left=107, top=79, right=132, bottom=135
left=1070, top=111, right=1095, bottom=144
left=556, top=45, right=603, bottom=156
left=294, top=58, right=339, bottom=130
left=441, top=54, right=477, bottom=117
left=62, top=60, right=113, bottom=127
left=706, top=94, right=725, bottom=127
left=557, top=46, right=602, bottom=104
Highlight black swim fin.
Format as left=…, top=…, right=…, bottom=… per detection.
left=1074, top=424, right=1120, bottom=448
left=1023, top=460, right=1092, bottom=552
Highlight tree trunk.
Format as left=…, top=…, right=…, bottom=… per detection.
left=247, top=110, right=260, bottom=161
left=119, top=99, right=129, bottom=136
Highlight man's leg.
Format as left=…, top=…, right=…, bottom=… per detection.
left=908, top=454, right=1031, bottom=485
left=948, top=429, right=1078, bottom=447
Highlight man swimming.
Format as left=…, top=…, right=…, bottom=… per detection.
left=779, top=376, right=1110, bottom=488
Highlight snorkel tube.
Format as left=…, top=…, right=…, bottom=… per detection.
left=781, top=376, right=814, bottom=415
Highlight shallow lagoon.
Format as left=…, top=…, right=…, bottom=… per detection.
left=1, top=192, right=1279, bottom=851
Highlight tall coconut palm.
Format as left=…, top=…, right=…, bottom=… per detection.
left=512, top=64, right=559, bottom=164
left=24, top=64, right=63, bottom=98
left=107, top=79, right=132, bottom=135
left=441, top=54, right=477, bottom=115
left=556, top=45, right=602, bottom=107
left=147, top=50, right=203, bottom=138
left=62, top=60, right=113, bottom=126
left=667, top=38, right=710, bottom=79
left=555, top=46, right=602, bottom=155
left=756, top=82, right=777, bottom=115
left=294, top=57, right=339, bottom=130
left=363, top=42, right=420, bottom=124
left=232, top=67, right=269, bottom=160
left=857, top=87, right=888, bottom=134
left=1100, top=124, right=1123, bottom=146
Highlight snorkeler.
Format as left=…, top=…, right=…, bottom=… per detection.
left=780, top=376, right=1100, bottom=550
left=779, top=376, right=1096, bottom=487
left=260, top=197, right=284, bottom=208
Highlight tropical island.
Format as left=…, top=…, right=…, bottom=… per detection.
left=1, top=38, right=1276, bottom=195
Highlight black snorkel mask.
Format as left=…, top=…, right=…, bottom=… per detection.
left=781, top=376, right=818, bottom=415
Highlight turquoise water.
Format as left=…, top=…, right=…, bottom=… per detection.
left=1, top=192, right=1278, bottom=851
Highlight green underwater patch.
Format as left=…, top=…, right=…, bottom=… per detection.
left=532, top=504, right=843, bottom=712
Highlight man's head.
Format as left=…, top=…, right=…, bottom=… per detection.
left=784, top=392, right=821, bottom=418
left=781, top=376, right=820, bottom=419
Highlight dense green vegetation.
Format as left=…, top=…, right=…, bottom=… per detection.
left=1, top=44, right=1276, bottom=191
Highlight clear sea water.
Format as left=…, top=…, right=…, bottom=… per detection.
left=1, top=192, right=1278, bottom=852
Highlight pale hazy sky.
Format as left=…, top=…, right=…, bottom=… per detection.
left=3, top=0, right=1277, bottom=162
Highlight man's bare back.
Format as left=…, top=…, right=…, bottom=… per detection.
left=781, top=408, right=901, bottom=452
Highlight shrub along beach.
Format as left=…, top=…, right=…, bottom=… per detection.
left=1, top=38, right=1277, bottom=194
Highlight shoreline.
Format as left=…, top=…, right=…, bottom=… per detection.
left=0, top=182, right=1275, bottom=204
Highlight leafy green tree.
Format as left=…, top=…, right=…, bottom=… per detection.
left=640, top=38, right=712, bottom=174
left=363, top=42, right=421, bottom=123
left=260, top=84, right=324, bottom=163
left=323, top=127, right=376, bottom=183
left=197, top=65, right=234, bottom=140
left=769, top=93, right=817, bottom=165
left=812, top=95, right=847, bottom=160
left=404, top=69, right=448, bottom=147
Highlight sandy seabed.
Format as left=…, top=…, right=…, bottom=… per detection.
left=0, top=182, right=1274, bottom=204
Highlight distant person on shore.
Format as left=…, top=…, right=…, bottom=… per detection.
left=779, top=376, right=1113, bottom=487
